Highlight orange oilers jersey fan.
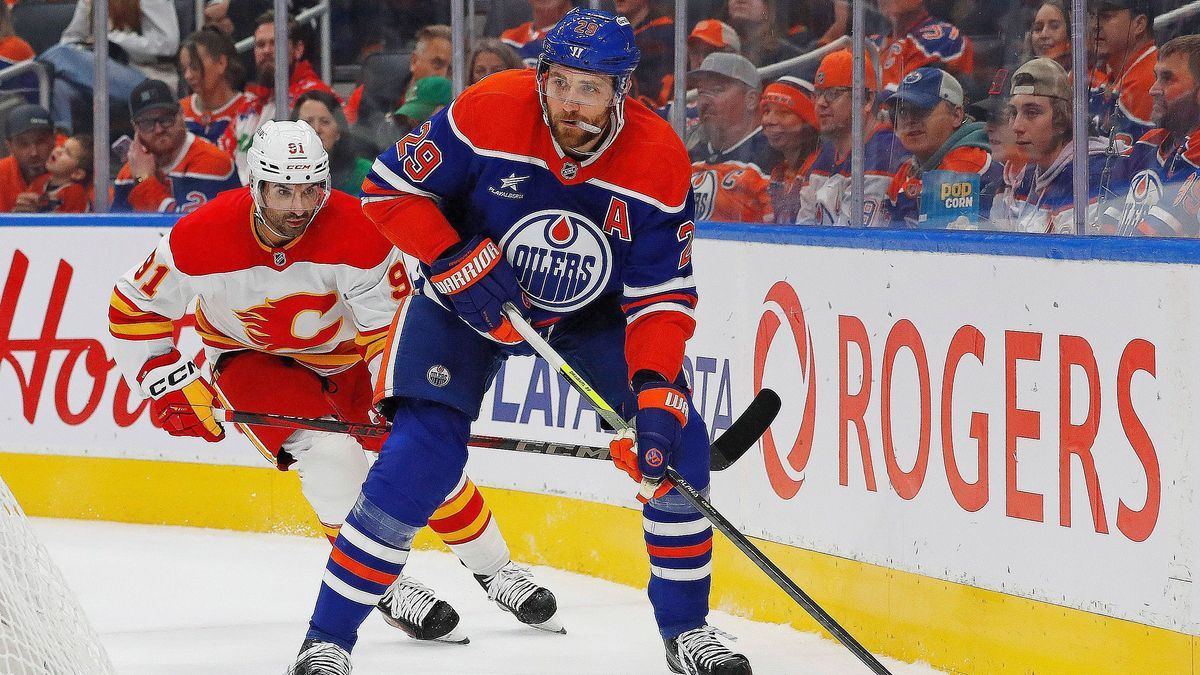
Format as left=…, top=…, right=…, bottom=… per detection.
left=113, top=133, right=241, bottom=213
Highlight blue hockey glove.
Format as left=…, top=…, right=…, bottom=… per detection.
left=610, top=380, right=689, bottom=502
left=429, top=235, right=528, bottom=345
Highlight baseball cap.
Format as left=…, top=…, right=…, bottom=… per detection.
left=965, top=68, right=1011, bottom=122
left=686, top=52, right=761, bottom=90
left=761, top=76, right=819, bottom=129
left=1090, top=0, right=1156, bottom=21
left=129, top=79, right=180, bottom=119
left=395, top=76, right=453, bottom=122
left=1011, top=57, right=1071, bottom=101
left=883, top=67, right=963, bottom=109
left=689, top=19, right=741, bottom=52
left=5, top=103, right=52, bottom=138
left=814, top=49, right=877, bottom=91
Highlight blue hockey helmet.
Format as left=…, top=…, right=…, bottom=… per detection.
left=538, top=8, right=640, bottom=101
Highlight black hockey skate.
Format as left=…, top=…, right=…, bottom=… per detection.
left=376, top=574, right=468, bottom=644
left=286, top=639, right=351, bottom=675
left=475, top=561, right=565, bottom=634
left=665, top=625, right=752, bottom=675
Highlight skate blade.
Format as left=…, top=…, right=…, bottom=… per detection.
left=526, top=615, right=566, bottom=635
left=379, top=613, right=470, bottom=644
left=431, top=625, right=471, bottom=645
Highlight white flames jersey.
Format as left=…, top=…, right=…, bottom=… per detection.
left=109, top=187, right=409, bottom=398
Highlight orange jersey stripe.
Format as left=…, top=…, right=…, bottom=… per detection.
left=646, top=539, right=713, bottom=558
left=330, top=547, right=399, bottom=587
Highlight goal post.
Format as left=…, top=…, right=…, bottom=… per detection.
left=0, top=474, right=115, bottom=675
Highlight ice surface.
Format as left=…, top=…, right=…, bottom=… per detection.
left=33, top=519, right=940, bottom=674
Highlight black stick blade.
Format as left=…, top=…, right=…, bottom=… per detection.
left=710, top=388, right=781, bottom=471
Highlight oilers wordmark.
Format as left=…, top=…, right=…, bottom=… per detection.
left=501, top=209, right=612, bottom=312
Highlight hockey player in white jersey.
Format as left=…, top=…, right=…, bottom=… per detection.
left=108, top=120, right=559, bottom=645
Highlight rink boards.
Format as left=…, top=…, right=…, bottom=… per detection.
left=2, top=217, right=1199, bottom=673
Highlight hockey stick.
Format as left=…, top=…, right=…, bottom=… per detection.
left=211, top=392, right=775, bottom=470
left=501, top=303, right=893, bottom=675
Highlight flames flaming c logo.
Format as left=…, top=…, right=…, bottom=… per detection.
left=234, top=292, right=342, bottom=351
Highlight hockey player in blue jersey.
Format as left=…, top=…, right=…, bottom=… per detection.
left=286, top=8, right=752, bottom=675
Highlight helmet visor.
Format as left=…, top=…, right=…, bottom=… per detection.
left=538, top=66, right=618, bottom=108
left=259, top=180, right=330, bottom=212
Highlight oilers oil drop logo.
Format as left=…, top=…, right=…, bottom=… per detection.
left=501, top=209, right=613, bottom=312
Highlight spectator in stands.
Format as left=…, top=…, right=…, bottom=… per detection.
left=990, top=58, right=1111, bottom=233
left=799, top=49, right=907, bottom=227
left=760, top=76, right=820, bottom=224
left=234, top=10, right=336, bottom=181
left=1096, top=35, right=1200, bottom=236
left=469, top=38, right=524, bottom=86
left=344, top=24, right=450, bottom=128
left=870, top=0, right=974, bottom=92
left=1087, top=0, right=1158, bottom=144
left=687, top=53, right=777, bottom=223
left=179, top=28, right=252, bottom=158
left=721, top=0, right=803, bottom=68
left=651, top=20, right=741, bottom=113
left=614, top=0, right=676, bottom=106
left=688, top=19, right=742, bottom=71
left=114, top=79, right=240, bottom=213
left=500, top=0, right=572, bottom=67
left=25, top=133, right=92, bottom=212
left=882, top=68, right=1001, bottom=228
left=0, top=2, right=36, bottom=102
left=1029, top=1, right=1072, bottom=71
left=0, top=104, right=54, bottom=212
left=291, top=90, right=372, bottom=195
left=246, top=10, right=334, bottom=117
left=966, top=69, right=1025, bottom=168
left=38, top=0, right=181, bottom=133
left=391, top=76, right=452, bottom=138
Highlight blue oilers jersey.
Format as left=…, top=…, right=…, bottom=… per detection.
left=362, top=69, right=698, bottom=377
left=1099, top=127, right=1200, bottom=237
left=798, top=125, right=908, bottom=227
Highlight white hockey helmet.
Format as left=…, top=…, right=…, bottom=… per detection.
left=247, top=119, right=331, bottom=213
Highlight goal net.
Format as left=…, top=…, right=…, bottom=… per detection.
left=0, top=474, right=115, bottom=674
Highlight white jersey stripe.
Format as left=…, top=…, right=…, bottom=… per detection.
left=382, top=295, right=413, bottom=395
left=339, top=522, right=410, bottom=565
left=643, top=516, right=710, bottom=537
left=322, top=569, right=386, bottom=605
left=650, top=562, right=713, bottom=581
left=626, top=302, right=695, bottom=325
left=370, top=159, right=440, bottom=199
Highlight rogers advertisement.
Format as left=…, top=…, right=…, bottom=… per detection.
left=0, top=224, right=1194, bottom=634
